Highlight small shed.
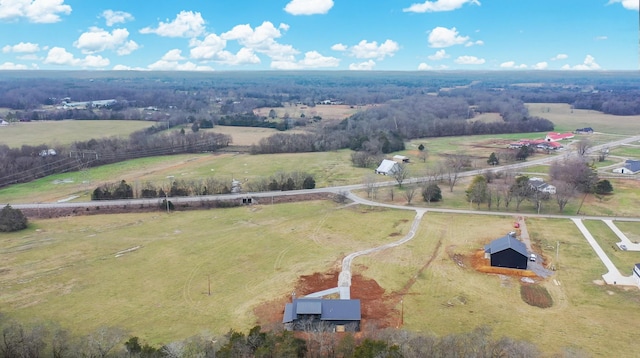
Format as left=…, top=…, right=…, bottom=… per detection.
left=392, top=155, right=409, bottom=163
left=375, top=159, right=400, bottom=175
left=283, top=298, right=361, bottom=332
left=484, top=235, right=529, bottom=270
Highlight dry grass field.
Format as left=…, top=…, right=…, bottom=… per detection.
left=0, top=120, right=153, bottom=148
left=3, top=202, right=639, bottom=356
left=527, top=103, right=640, bottom=135
left=253, top=103, right=366, bottom=123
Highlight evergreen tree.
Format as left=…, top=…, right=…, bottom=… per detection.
left=0, top=205, right=28, bottom=232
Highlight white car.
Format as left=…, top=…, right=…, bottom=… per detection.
left=529, top=253, right=537, bottom=262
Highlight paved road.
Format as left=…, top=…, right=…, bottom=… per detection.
left=571, top=218, right=637, bottom=286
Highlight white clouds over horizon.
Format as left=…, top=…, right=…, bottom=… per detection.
left=404, top=0, right=480, bottom=13
left=500, top=61, right=527, bottom=69
left=561, top=55, right=601, bottom=70
left=74, top=27, right=139, bottom=55
left=44, top=47, right=109, bottom=68
left=102, top=10, right=133, bottom=26
left=427, top=49, right=449, bottom=60
left=140, top=11, right=206, bottom=38
left=454, top=55, right=484, bottom=64
left=284, top=0, right=334, bottom=15
left=0, top=0, right=71, bottom=23
left=428, top=27, right=470, bottom=48
left=272, top=51, right=340, bottom=69
left=349, top=60, right=376, bottom=71
left=3, top=42, right=40, bottom=53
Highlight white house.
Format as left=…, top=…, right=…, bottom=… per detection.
left=392, top=155, right=409, bottom=163
left=528, top=177, right=556, bottom=194
left=375, top=159, right=400, bottom=175
left=612, top=160, right=640, bottom=175
left=0, top=120, right=8, bottom=126
left=634, top=264, right=640, bottom=286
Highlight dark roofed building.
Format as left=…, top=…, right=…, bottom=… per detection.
left=283, top=298, right=361, bottom=332
left=484, top=235, right=529, bottom=270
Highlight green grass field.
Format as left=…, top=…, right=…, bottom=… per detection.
left=0, top=201, right=414, bottom=344
left=0, top=120, right=153, bottom=148
left=3, top=204, right=640, bottom=356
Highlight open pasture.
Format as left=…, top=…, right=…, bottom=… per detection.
left=0, top=201, right=414, bottom=344
left=527, top=103, right=640, bottom=135
left=253, top=103, right=365, bottom=122
left=400, top=214, right=640, bottom=357
left=0, top=120, right=153, bottom=148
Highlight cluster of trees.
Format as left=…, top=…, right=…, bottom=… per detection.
left=91, top=171, right=316, bottom=201
left=0, top=130, right=231, bottom=189
left=2, top=315, right=590, bottom=358
left=0, top=205, right=28, bottom=232
left=463, top=157, right=612, bottom=213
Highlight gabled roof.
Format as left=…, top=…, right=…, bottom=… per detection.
left=485, top=235, right=528, bottom=257
left=375, top=159, right=398, bottom=174
left=546, top=132, right=574, bottom=141
left=624, top=160, right=640, bottom=173
left=283, top=298, right=361, bottom=323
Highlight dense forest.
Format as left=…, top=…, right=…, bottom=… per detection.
left=1, top=71, right=639, bottom=188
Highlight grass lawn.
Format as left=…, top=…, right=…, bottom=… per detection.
left=0, top=120, right=153, bottom=148
left=614, top=222, right=640, bottom=244
left=399, top=214, right=640, bottom=356
left=582, top=220, right=639, bottom=275
left=0, top=201, right=414, bottom=344
left=609, top=145, right=640, bottom=159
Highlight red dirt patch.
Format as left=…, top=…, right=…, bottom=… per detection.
left=470, top=249, right=537, bottom=278
left=253, top=269, right=399, bottom=332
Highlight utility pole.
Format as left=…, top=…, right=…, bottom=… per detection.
left=208, top=275, right=211, bottom=296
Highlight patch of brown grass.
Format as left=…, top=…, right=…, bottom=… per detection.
left=520, top=284, right=553, bottom=308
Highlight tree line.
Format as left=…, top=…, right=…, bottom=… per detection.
left=0, top=315, right=592, bottom=358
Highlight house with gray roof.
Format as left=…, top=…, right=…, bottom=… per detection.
left=375, top=159, right=400, bottom=175
left=484, top=235, right=529, bottom=270
left=612, top=160, right=640, bottom=175
left=283, top=298, right=361, bottom=332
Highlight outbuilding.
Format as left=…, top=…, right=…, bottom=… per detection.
left=484, top=235, right=529, bottom=270
left=612, top=160, right=640, bottom=175
left=283, top=298, right=361, bottom=332
left=375, top=159, right=400, bottom=175
left=633, top=264, right=640, bottom=286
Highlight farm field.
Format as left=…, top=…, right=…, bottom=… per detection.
left=253, top=103, right=367, bottom=123
left=0, top=201, right=415, bottom=344
left=0, top=120, right=153, bottom=148
left=527, top=103, right=640, bottom=135
left=3, top=204, right=640, bottom=356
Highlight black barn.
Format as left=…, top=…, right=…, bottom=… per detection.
left=484, top=235, right=529, bottom=270
left=283, top=298, right=361, bottom=332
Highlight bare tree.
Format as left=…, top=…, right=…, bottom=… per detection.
left=443, top=153, right=470, bottom=192
left=549, top=158, right=598, bottom=193
left=598, top=147, right=610, bottom=162
left=403, top=185, right=418, bottom=204
left=575, top=138, right=593, bottom=156
left=554, top=180, right=576, bottom=212
left=363, top=174, right=378, bottom=199
left=86, top=326, right=126, bottom=358
left=392, top=163, right=409, bottom=188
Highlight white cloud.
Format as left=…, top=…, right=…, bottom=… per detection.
left=271, top=51, right=339, bottom=69
left=44, top=47, right=109, bottom=67
left=404, top=0, right=480, bottom=13
left=607, top=0, right=639, bottom=10
left=215, top=48, right=261, bottom=65
left=427, top=49, right=449, bottom=60
left=428, top=27, right=469, bottom=48
left=454, top=55, right=484, bottom=64
left=112, top=64, right=146, bottom=71
left=102, top=10, right=133, bottom=26
left=0, top=62, right=28, bottom=69
left=189, top=34, right=227, bottom=60
left=550, top=53, right=568, bottom=61
left=284, top=0, right=334, bottom=15
left=561, top=55, right=601, bottom=70
left=147, top=60, right=214, bottom=71
left=331, top=43, right=347, bottom=51
left=499, top=61, right=527, bottom=69
left=140, top=11, right=205, bottom=38
left=74, top=27, right=139, bottom=55
left=465, top=40, right=484, bottom=47
left=2, top=42, right=40, bottom=53
left=222, top=21, right=298, bottom=61
left=161, top=49, right=185, bottom=61
left=0, top=0, right=71, bottom=23
left=349, top=60, right=376, bottom=71
left=533, top=61, right=548, bottom=70
left=418, top=62, right=432, bottom=70
left=594, top=35, right=608, bottom=41
left=350, top=39, right=399, bottom=59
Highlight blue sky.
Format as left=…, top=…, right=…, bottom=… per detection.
left=0, top=0, right=637, bottom=71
